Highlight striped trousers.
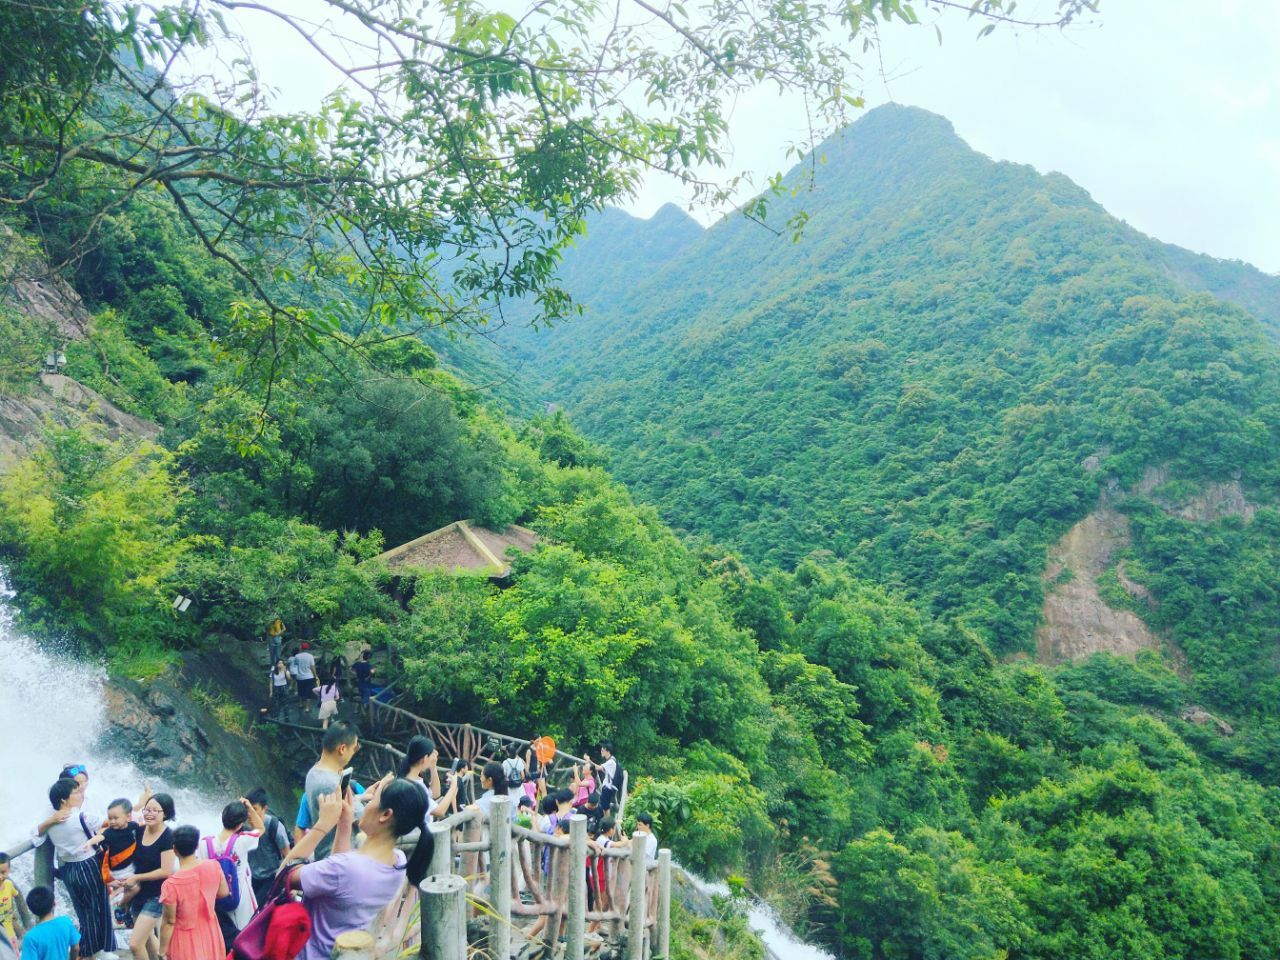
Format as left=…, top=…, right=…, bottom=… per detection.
left=59, top=857, right=114, bottom=957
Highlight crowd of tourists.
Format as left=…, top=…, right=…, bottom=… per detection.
left=4, top=666, right=637, bottom=960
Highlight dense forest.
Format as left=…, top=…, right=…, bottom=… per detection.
left=499, top=103, right=1280, bottom=762
left=4, top=13, right=1280, bottom=960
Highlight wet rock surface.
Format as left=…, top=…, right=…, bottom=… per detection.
left=102, top=657, right=296, bottom=803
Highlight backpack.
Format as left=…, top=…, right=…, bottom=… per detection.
left=230, top=867, right=310, bottom=960
left=206, top=835, right=242, bottom=913
left=503, top=757, right=525, bottom=788
left=605, top=759, right=626, bottom=798
left=248, top=816, right=284, bottom=881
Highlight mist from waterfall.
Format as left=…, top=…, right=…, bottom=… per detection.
left=0, top=582, right=225, bottom=861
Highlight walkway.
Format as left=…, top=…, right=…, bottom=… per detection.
left=7, top=696, right=667, bottom=960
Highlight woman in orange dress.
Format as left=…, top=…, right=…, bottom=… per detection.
left=158, top=825, right=228, bottom=960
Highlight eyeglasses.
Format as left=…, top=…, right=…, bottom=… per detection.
left=64, top=765, right=87, bottom=778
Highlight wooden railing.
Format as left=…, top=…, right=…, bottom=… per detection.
left=365, top=794, right=671, bottom=960
left=360, top=700, right=593, bottom=784
left=2, top=835, right=54, bottom=888
left=5, top=701, right=647, bottom=960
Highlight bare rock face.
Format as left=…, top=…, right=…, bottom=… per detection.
left=1035, top=459, right=1269, bottom=668
left=1036, top=508, right=1159, bottom=665
left=102, top=660, right=298, bottom=802
left=103, top=682, right=209, bottom=780
left=1, top=236, right=159, bottom=471
left=1, top=228, right=91, bottom=341
left=1179, top=706, right=1234, bottom=737
left=4, top=274, right=91, bottom=341
left=1135, top=464, right=1258, bottom=523
left=0, top=374, right=161, bottom=472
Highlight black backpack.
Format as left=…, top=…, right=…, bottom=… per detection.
left=503, top=757, right=526, bottom=788
left=604, top=759, right=625, bottom=798
left=247, top=815, right=284, bottom=880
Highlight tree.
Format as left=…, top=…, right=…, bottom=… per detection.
left=0, top=425, right=191, bottom=645
left=0, top=0, right=1096, bottom=403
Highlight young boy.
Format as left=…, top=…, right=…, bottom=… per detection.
left=0, top=854, right=33, bottom=950
left=86, top=798, right=144, bottom=926
left=17, top=887, right=78, bottom=960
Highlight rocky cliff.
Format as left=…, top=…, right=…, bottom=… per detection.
left=1, top=246, right=159, bottom=469
left=1035, top=461, right=1262, bottom=667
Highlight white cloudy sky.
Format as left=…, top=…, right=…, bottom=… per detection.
left=223, top=0, right=1280, bottom=273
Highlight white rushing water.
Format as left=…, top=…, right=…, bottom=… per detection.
left=692, top=876, right=836, bottom=960
left=0, top=586, right=225, bottom=864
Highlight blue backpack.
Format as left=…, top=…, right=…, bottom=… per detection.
left=206, top=835, right=242, bottom=913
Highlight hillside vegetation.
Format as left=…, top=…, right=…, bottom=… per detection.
left=500, top=104, right=1280, bottom=772
left=4, top=88, right=1280, bottom=960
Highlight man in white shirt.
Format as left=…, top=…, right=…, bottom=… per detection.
left=595, top=741, right=620, bottom=812
left=292, top=642, right=318, bottom=704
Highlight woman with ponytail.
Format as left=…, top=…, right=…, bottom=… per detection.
left=287, top=776, right=432, bottom=960
left=399, top=736, right=463, bottom=825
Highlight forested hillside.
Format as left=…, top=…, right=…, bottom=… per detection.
left=6, top=38, right=1280, bottom=960
left=500, top=104, right=1280, bottom=767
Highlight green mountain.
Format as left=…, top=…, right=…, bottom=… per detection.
left=501, top=104, right=1280, bottom=733
left=11, top=77, right=1280, bottom=959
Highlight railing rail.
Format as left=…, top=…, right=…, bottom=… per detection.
left=368, top=794, right=670, bottom=960
left=2, top=835, right=56, bottom=889
left=6, top=702, right=648, bottom=960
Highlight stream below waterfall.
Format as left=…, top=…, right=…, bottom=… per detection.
left=689, top=876, right=836, bottom=960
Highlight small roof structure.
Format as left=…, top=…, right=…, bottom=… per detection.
left=375, top=520, right=539, bottom=579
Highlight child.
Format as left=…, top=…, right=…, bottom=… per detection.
left=514, top=795, right=535, bottom=830
left=90, top=798, right=144, bottom=924
left=0, top=854, right=33, bottom=950
left=17, top=886, right=78, bottom=960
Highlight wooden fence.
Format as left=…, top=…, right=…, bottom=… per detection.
left=359, top=701, right=595, bottom=789
left=5, top=700, right=649, bottom=959
left=365, top=794, right=671, bottom=960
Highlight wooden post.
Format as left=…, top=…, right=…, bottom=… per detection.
left=330, top=929, right=375, bottom=958
left=420, top=874, right=467, bottom=960
left=428, top=820, right=452, bottom=878
left=566, top=814, right=588, bottom=960
left=462, top=807, right=482, bottom=884
left=626, top=841, right=647, bottom=960
left=655, top=849, right=672, bottom=959
left=488, top=795, right=513, bottom=960
left=33, top=841, right=54, bottom=890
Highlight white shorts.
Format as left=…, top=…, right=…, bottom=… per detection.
left=318, top=699, right=338, bottom=720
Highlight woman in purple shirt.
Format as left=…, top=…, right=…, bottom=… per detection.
left=287, top=775, right=431, bottom=960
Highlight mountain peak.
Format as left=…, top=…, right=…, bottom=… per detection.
left=648, top=202, right=703, bottom=233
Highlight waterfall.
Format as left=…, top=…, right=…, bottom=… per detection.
left=690, top=875, right=836, bottom=960
left=0, top=582, right=224, bottom=863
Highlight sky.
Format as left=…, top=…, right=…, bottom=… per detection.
left=219, top=0, right=1280, bottom=274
